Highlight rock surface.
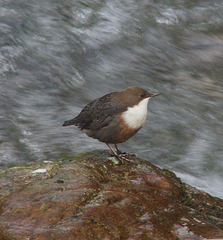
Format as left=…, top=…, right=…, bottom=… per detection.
left=0, top=150, right=223, bottom=240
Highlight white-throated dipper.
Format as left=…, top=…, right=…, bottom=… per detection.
left=63, top=86, right=160, bottom=162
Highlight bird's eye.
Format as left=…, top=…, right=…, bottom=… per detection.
left=139, top=93, right=145, bottom=98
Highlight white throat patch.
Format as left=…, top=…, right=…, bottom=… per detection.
left=122, top=97, right=150, bottom=129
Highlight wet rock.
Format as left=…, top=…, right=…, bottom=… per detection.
left=0, top=150, right=223, bottom=239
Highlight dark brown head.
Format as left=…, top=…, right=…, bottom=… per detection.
left=112, top=86, right=160, bottom=107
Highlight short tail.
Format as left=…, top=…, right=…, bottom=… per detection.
left=62, top=118, right=77, bottom=126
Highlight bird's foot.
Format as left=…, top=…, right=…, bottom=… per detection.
left=117, top=152, right=136, bottom=163
left=118, top=152, right=136, bottom=157
left=107, top=152, right=130, bottom=164
left=118, top=154, right=130, bottom=162
left=106, top=144, right=136, bottom=164
left=114, top=144, right=136, bottom=157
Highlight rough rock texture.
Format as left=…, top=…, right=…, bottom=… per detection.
left=0, top=150, right=223, bottom=240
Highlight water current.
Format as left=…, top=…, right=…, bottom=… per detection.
left=0, top=0, right=223, bottom=198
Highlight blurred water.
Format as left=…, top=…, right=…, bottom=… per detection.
left=0, top=0, right=223, bottom=198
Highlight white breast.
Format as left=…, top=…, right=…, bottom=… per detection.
left=122, top=97, right=150, bottom=129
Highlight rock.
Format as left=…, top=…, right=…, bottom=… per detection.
left=0, top=150, right=223, bottom=240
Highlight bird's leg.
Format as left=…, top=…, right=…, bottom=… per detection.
left=114, top=144, right=136, bottom=157
left=114, top=144, right=123, bottom=155
left=106, top=143, right=118, bottom=157
left=106, top=144, right=127, bottom=164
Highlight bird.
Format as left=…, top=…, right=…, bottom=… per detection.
left=62, top=86, right=160, bottom=162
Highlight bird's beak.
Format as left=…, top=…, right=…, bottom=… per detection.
left=151, top=93, right=160, bottom=97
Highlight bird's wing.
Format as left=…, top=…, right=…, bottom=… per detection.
left=75, top=92, right=127, bottom=130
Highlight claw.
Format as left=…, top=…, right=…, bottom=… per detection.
left=106, top=144, right=136, bottom=164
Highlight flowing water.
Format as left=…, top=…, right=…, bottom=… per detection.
left=1, top=0, right=223, bottom=198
